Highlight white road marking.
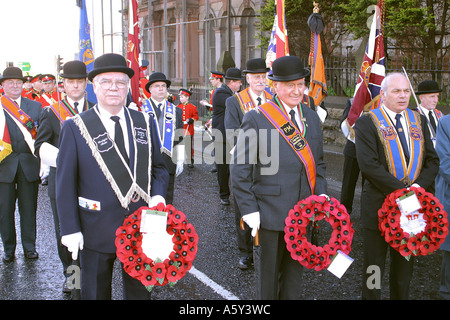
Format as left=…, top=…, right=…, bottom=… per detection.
left=189, top=266, right=240, bottom=300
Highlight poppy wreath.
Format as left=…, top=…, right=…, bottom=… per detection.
left=115, top=203, right=198, bottom=291
left=378, top=186, right=449, bottom=261
left=284, top=195, right=354, bottom=271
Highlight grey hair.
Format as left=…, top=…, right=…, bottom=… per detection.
left=380, top=72, right=406, bottom=92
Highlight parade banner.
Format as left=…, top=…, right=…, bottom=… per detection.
left=342, top=0, right=385, bottom=142
left=265, top=0, right=289, bottom=68
left=78, top=0, right=97, bottom=103
left=127, top=0, right=141, bottom=107
left=307, top=3, right=327, bottom=107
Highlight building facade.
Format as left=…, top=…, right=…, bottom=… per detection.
left=137, top=0, right=265, bottom=88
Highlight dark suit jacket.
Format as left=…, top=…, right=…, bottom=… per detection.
left=56, top=108, right=169, bottom=253
left=354, top=111, right=439, bottom=230
left=212, top=83, right=234, bottom=139
left=224, top=92, right=245, bottom=150
left=0, top=97, right=42, bottom=183
left=34, top=100, right=95, bottom=154
left=230, top=97, right=327, bottom=231
left=34, top=100, right=95, bottom=199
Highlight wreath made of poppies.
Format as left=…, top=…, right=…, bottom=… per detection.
left=284, top=195, right=354, bottom=271
left=115, top=203, right=198, bottom=291
left=378, top=186, right=449, bottom=260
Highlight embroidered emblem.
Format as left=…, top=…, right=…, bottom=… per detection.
left=93, top=132, right=114, bottom=153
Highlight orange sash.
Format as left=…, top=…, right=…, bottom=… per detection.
left=236, top=87, right=272, bottom=114
left=1, top=96, right=37, bottom=139
left=49, top=99, right=78, bottom=122
left=258, top=100, right=316, bottom=193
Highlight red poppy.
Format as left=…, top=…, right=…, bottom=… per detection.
left=285, top=195, right=354, bottom=271
left=379, top=187, right=448, bottom=260
left=116, top=205, right=198, bottom=291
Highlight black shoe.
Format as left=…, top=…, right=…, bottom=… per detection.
left=2, top=253, right=15, bottom=263
left=188, top=164, right=194, bottom=168
left=25, top=250, right=39, bottom=259
left=238, top=256, right=253, bottom=270
left=220, top=198, right=230, bottom=205
left=211, top=168, right=217, bottom=173
left=63, top=278, right=71, bottom=293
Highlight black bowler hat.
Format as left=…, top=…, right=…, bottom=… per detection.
left=87, top=53, right=134, bottom=81
left=60, top=60, right=88, bottom=79
left=243, top=58, right=270, bottom=74
left=416, top=80, right=442, bottom=95
left=145, top=72, right=171, bottom=92
left=267, top=56, right=310, bottom=82
left=224, top=68, right=242, bottom=80
left=0, top=67, right=24, bottom=85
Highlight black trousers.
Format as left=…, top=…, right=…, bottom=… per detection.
left=440, top=250, right=450, bottom=300
left=80, top=247, right=152, bottom=300
left=340, top=155, right=360, bottom=214
left=233, top=195, right=252, bottom=258
left=361, top=228, right=415, bottom=300
left=214, top=142, right=230, bottom=199
left=48, top=168, right=73, bottom=274
left=0, top=163, right=39, bottom=255
left=255, top=228, right=304, bottom=300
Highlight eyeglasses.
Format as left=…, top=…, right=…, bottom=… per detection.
left=3, top=80, right=23, bottom=87
left=95, top=79, right=129, bottom=90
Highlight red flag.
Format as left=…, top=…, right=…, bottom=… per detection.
left=342, top=0, right=385, bottom=141
left=266, top=0, right=289, bottom=68
left=0, top=113, right=12, bottom=163
left=127, top=0, right=141, bottom=107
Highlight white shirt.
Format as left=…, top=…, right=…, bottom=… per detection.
left=96, top=105, right=129, bottom=156
left=382, top=105, right=410, bottom=151
left=279, top=99, right=303, bottom=132
left=249, top=89, right=265, bottom=106
left=66, top=97, right=86, bottom=114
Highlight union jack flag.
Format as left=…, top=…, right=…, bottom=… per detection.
left=265, top=0, right=289, bottom=69
left=342, top=0, right=385, bottom=142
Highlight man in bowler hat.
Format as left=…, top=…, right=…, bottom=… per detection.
left=0, top=67, right=42, bottom=262
left=34, top=60, right=95, bottom=295
left=212, top=67, right=242, bottom=205
left=415, top=80, right=444, bottom=147
left=56, top=53, right=169, bottom=299
left=143, top=72, right=184, bottom=205
left=230, top=56, right=327, bottom=299
left=225, top=58, right=272, bottom=270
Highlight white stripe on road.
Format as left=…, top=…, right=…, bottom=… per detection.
left=189, top=266, right=240, bottom=300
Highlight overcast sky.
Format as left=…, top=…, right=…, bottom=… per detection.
left=0, top=0, right=124, bottom=76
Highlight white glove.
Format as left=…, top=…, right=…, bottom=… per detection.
left=39, top=163, right=50, bottom=180
left=243, top=212, right=260, bottom=237
left=319, top=194, right=330, bottom=201
left=61, top=232, right=84, bottom=260
left=149, top=195, right=166, bottom=208
left=176, top=161, right=184, bottom=177
left=411, top=183, right=420, bottom=189
left=175, top=144, right=184, bottom=177
left=39, top=142, right=59, bottom=167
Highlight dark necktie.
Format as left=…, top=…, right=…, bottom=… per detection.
left=428, top=110, right=437, bottom=133
left=110, top=116, right=128, bottom=163
left=74, top=102, right=79, bottom=113
left=155, top=103, right=162, bottom=118
left=289, top=109, right=300, bottom=130
left=257, top=97, right=262, bottom=106
left=395, top=114, right=410, bottom=162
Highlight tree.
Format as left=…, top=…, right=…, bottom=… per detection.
left=257, top=0, right=351, bottom=59
left=341, top=0, right=449, bottom=61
